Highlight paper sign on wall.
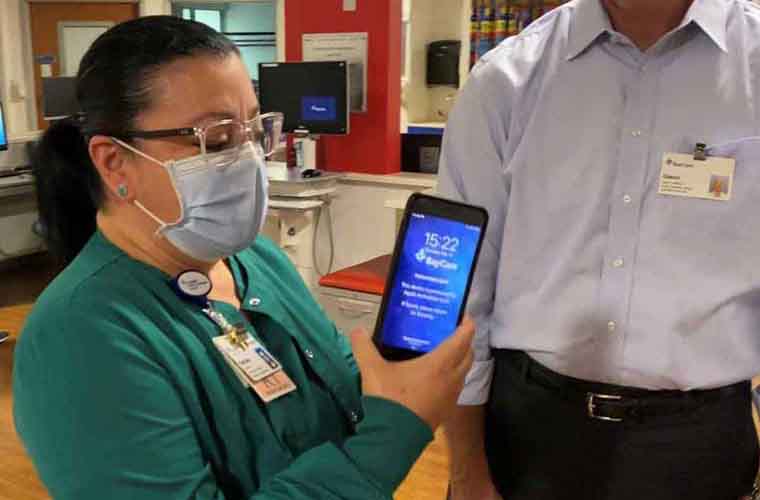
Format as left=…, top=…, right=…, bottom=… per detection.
left=303, top=32, right=368, bottom=113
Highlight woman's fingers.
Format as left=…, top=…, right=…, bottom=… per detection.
left=349, top=328, right=385, bottom=378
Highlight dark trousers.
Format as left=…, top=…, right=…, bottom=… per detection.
left=484, top=350, right=759, bottom=500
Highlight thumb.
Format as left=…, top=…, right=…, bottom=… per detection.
left=427, top=316, right=476, bottom=367
left=348, top=328, right=385, bottom=372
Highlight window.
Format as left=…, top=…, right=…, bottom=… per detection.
left=172, top=2, right=277, bottom=80
left=175, top=5, right=223, bottom=32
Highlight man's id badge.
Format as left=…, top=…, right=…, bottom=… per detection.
left=658, top=152, right=735, bottom=201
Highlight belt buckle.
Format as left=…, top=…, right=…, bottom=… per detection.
left=586, top=392, right=623, bottom=422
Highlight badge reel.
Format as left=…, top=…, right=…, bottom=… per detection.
left=171, top=270, right=296, bottom=402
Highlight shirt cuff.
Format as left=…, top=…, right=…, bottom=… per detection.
left=457, top=358, right=495, bottom=405
left=342, top=396, right=434, bottom=497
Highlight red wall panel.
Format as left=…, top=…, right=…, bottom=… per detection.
left=285, top=0, right=402, bottom=174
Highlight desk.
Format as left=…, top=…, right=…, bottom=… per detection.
left=0, top=173, right=35, bottom=199
left=264, top=164, right=342, bottom=289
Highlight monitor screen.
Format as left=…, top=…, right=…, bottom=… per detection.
left=42, top=77, right=80, bottom=120
left=258, top=61, right=349, bottom=135
left=0, top=101, right=7, bottom=152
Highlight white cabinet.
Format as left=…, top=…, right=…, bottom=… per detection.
left=0, top=194, right=44, bottom=261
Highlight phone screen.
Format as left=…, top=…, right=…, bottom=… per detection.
left=378, top=212, right=483, bottom=354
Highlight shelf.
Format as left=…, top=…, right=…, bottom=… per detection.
left=341, top=172, right=438, bottom=189
left=405, top=121, right=446, bottom=136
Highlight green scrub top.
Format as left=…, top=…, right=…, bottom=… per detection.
left=13, top=232, right=433, bottom=500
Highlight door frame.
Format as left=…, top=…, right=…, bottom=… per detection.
left=57, top=20, right=115, bottom=77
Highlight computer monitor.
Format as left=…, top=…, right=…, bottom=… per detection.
left=0, top=101, right=8, bottom=152
left=258, top=61, right=349, bottom=135
left=42, top=77, right=80, bottom=120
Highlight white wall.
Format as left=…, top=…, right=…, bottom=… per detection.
left=403, top=0, right=469, bottom=126
left=315, top=178, right=435, bottom=273
left=0, top=0, right=37, bottom=136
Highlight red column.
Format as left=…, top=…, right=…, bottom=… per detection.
left=285, top=0, right=402, bottom=174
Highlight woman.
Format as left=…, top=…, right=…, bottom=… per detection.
left=13, top=16, right=474, bottom=500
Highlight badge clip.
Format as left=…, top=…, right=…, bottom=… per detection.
left=226, top=324, right=250, bottom=350
left=693, top=142, right=707, bottom=161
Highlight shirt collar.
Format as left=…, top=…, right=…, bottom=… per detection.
left=681, top=0, right=728, bottom=53
left=567, top=0, right=729, bottom=60
left=566, top=0, right=614, bottom=60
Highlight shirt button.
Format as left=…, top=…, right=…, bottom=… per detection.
left=249, top=297, right=261, bottom=307
left=631, top=130, right=642, bottom=137
left=607, top=321, right=617, bottom=333
left=612, top=258, right=624, bottom=268
left=623, top=194, right=632, bottom=204
left=304, top=349, right=315, bottom=359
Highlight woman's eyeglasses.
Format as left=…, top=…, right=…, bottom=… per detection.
left=115, top=112, right=284, bottom=165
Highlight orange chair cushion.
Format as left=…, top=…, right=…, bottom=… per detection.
left=318, top=254, right=391, bottom=296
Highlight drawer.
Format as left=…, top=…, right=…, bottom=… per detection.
left=0, top=211, right=44, bottom=259
left=319, top=291, right=381, bottom=335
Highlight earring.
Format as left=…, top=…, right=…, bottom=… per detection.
left=117, top=184, right=128, bottom=198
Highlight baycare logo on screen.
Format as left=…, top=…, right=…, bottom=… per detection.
left=415, top=249, right=458, bottom=271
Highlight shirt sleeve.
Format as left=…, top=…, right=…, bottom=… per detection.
left=436, top=60, right=512, bottom=405
left=13, top=304, right=430, bottom=500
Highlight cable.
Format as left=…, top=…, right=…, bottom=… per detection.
left=312, top=195, right=335, bottom=278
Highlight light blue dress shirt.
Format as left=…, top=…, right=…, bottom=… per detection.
left=438, top=0, right=760, bottom=405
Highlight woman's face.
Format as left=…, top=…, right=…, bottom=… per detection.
left=119, top=53, right=258, bottom=228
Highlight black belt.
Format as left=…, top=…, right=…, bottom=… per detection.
left=493, top=349, right=749, bottom=423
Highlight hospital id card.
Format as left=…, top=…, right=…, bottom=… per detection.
left=213, top=333, right=282, bottom=383
left=213, top=333, right=296, bottom=402
left=658, top=153, right=735, bottom=201
left=251, top=370, right=297, bottom=403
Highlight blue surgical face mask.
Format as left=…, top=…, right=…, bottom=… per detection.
left=112, top=139, right=269, bottom=262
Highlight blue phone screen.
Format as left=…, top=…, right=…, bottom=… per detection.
left=380, top=213, right=482, bottom=353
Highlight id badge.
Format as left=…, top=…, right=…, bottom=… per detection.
left=658, top=153, right=735, bottom=201
left=213, top=334, right=296, bottom=402
left=213, top=333, right=282, bottom=383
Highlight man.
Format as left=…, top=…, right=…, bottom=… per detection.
left=438, top=1, right=760, bottom=499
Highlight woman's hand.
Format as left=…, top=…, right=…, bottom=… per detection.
left=349, top=317, right=475, bottom=430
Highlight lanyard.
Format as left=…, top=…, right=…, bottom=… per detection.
left=170, top=269, right=248, bottom=348
left=202, top=304, right=250, bottom=349
left=169, top=269, right=296, bottom=401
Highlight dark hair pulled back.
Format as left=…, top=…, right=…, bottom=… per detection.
left=34, top=15, right=238, bottom=264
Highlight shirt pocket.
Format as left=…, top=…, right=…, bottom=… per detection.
left=706, top=137, right=760, bottom=210
left=639, top=137, right=760, bottom=280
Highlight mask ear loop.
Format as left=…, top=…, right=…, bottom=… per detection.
left=110, top=137, right=186, bottom=236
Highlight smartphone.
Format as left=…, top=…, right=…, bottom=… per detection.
left=373, top=193, right=489, bottom=360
